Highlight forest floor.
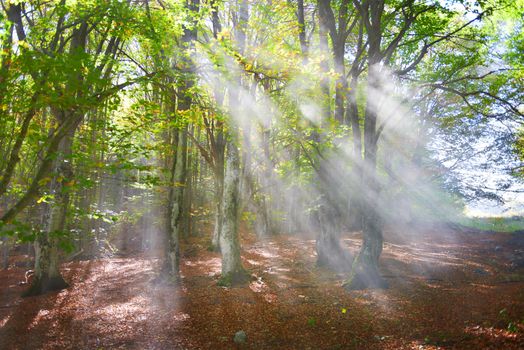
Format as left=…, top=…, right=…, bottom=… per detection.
left=1, top=225, right=524, bottom=349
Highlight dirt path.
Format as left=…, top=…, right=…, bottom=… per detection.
left=1, top=227, right=523, bottom=349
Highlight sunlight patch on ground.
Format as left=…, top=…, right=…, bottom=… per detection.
left=246, top=259, right=262, bottom=266
left=271, top=274, right=301, bottom=284
left=250, top=248, right=279, bottom=259
left=249, top=276, right=270, bottom=294
left=184, top=257, right=221, bottom=273
left=465, top=325, right=521, bottom=340
left=28, top=309, right=50, bottom=330
left=268, top=267, right=291, bottom=273
left=264, top=293, right=277, bottom=303
left=383, top=248, right=464, bottom=268
left=172, top=312, right=190, bottom=321
left=469, top=283, right=498, bottom=290
left=96, top=295, right=149, bottom=321
left=353, top=290, right=396, bottom=316
left=0, top=315, right=11, bottom=328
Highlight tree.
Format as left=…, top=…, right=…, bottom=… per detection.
left=0, top=0, right=156, bottom=295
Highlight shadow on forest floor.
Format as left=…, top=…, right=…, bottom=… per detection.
left=1, top=225, right=523, bottom=349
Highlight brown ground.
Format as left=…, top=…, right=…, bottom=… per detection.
left=1, top=226, right=523, bottom=349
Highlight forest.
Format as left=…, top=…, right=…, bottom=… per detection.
left=0, top=0, right=523, bottom=348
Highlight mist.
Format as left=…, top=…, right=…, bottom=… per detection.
left=1, top=0, right=523, bottom=348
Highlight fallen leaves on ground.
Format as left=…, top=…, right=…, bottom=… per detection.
left=1, top=225, right=523, bottom=349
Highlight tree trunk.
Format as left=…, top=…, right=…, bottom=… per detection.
left=347, top=76, right=363, bottom=231
left=315, top=196, right=351, bottom=271
left=333, top=44, right=346, bottom=124
left=315, top=157, right=352, bottom=271
left=182, top=132, right=193, bottom=239
left=165, top=127, right=187, bottom=283
left=24, top=128, right=75, bottom=296
left=211, top=170, right=223, bottom=250
left=318, top=4, right=331, bottom=127
left=344, top=63, right=387, bottom=290
left=297, top=0, right=308, bottom=58
left=1, top=236, right=8, bottom=270
left=210, top=106, right=226, bottom=250
left=218, top=140, right=247, bottom=285
left=163, top=0, right=198, bottom=282
left=217, top=0, right=248, bottom=286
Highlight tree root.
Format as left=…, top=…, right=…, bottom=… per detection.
left=22, top=276, right=69, bottom=297
left=218, top=269, right=250, bottom=287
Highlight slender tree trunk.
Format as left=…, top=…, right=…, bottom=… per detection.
left=210, top=116, right=226, bottom=250
left=211, top=166, right=224, bottom=250
left=297, top=0, right=308, bottom=58
left=165, top=127, right=188, bottom=283
left=209, top=0, right=225, bottom=251
left=79, top=112, right=101, bottom=257
left=182, top=130, right=193, bottom=239
left=163, top=0, right=198, bottom=281
left=1, top=236, right=8, bottom=270
left=333, top=45, right=346, bottom=124
left=261, top=127, right=274, bottom=234
left=318, top=6, right=331, bottom=128
left=347, top=76, right=363, bottom=231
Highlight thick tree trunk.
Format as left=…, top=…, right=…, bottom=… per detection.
left=344, top=63, right=387, bottom=290
left=24, top=129, right=74, bottom=296
left=217, top=0, right=248, bottom=286
left=315, top=156, right=353, bottom=271
left=315, top=196, right=351, bottom=271
left=313, top=4, right=347, bottom=270
left=344, top=174, right=386, bottom=290
left=218, top=140, right=248, bottom=285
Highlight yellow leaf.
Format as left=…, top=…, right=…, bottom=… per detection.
left=38, top=177, right=52, bottom=186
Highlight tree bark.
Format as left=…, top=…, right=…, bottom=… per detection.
left=314, top=155, right=353, bottom=271
left=1, top=236, right=8, bottom=270
left=297, top=0, right=308, bottom=58
left=344, top=62, right=387, bottom=290
left=318, top=1, right=331, bottom=127
left=163, top=0, right=198, bottom=281
left=211, top=167, right=224, bottom=250
left=209, top=0, right=225, bottom=252
left=218, top=139, right=247, bottom=285
left=165, top=127, right=188, bottom=283
left=23, top=127, right=76, bottom=296
left=218, top=0, right=249, bottom=285
left=347, top=76, right=363, bottom=231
